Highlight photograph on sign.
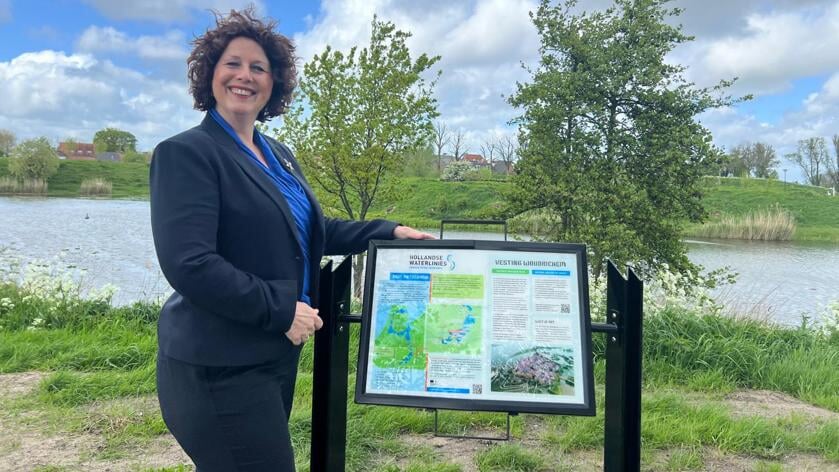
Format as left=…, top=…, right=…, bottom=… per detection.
left=355, top=240, right=595, bottom=415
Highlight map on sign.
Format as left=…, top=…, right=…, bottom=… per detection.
left=358, top=242, right=594, bottom=414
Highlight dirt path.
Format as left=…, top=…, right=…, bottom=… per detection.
left=0, top=372, right=190, bottom=471
left=1, top=372, right=837, bottom=471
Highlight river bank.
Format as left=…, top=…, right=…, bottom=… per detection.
left=0, top=282, right=837, bottom=471
left=2, top=159, right=838, bottom=242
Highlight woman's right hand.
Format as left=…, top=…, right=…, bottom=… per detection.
left=285, top=302, right=323, bottom=345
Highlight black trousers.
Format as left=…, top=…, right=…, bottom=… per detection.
left=156, top=350, right=302, bottom=471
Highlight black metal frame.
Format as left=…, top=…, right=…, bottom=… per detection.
left=311, top=230, right=643, bottom=472
left=353, top=239, right=595, bottom=415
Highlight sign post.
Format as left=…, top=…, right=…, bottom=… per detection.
left=310, top=245, right=643, bottom=472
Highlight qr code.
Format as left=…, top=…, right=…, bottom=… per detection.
left=560, top=303, right=571, bottom=314
left=472, top=384, right=483, bottom=394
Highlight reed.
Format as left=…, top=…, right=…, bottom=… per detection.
left=80, top=177, right=113, bottom=197
left=691, top=204, right=796, bottom=241
left=0, top=177, right=48, bottom=195
left=0, top=176, right=16, bottom=193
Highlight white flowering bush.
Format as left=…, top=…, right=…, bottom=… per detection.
left=586, top=263, right=733, bottom=323
left=821, top=300, right=839, bottom=340
left=440, top=161, right=474, bottom=181
left=0, top=251, right=119, bottom=330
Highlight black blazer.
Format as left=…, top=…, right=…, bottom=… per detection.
left=150, top=115, right=397, bottom=366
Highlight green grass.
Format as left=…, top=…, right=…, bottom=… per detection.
left=688, top=177, right=839, bottom=242
left=366, top=177, right=508, bottom=230
left=2, top=281, right=838, bottom=470
left=0, top=158, right=149, bottom=199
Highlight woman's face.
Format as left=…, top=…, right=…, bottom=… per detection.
left=211, top=36, right=273, bottom=123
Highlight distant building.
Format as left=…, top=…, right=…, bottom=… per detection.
left=96, top=152, right=122, bottom=162
left=492, top=161, right=515, bottom=175
left=437, top=154, right=456, bottom=170
left=462, top=153, right=488, bottom=167
left=57, top=142, right=96, bottom=160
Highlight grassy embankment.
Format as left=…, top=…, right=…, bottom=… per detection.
left=0, top=158, right=149, bottom=199
left=685, top=177, right=839, bottom=243
left=2, top=159, right=838, bottom=242
left=1, top=279, right=837, bottom=471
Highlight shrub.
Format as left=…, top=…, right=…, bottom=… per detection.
left=8, top=137, right=60, bottom=180
left=440, top=161, right=474, bottom=181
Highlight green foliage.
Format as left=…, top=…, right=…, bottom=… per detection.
left=402, top=146, right=439, bottom=178
left=93, top=127, right=137, bottom=153
left=720, top=142, right=779, bottom=178
left=2, top=273, right=839, bottom=467
left=8, top=136, right=60, bottom=180
left=507, top=0, right=747, bottom=281
left=0, top=128, right=16, bottom=156
left=276, top=17, right=440, bottom=222
left=642, top=307, right=839, bottom=410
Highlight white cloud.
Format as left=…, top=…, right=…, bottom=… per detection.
left=81, top=0, right=264, bottom=22
left=76, top=26, right=188, bottom=61
left=291, top=0, right=539, bottom=153
left=675, top=2, right=839, bottom=94
left=0, top=50, right=201, bottom=150
left=699, top=71, right=839, bottom=183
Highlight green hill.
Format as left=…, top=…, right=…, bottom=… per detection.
left=0, top=158, right=149, bottom=199
left=690, top=177, right=839, bottom=242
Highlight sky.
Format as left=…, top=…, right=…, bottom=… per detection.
left=1, top=0, right=838, bottom=183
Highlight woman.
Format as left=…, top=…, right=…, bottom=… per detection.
left=150, top=8, right=432, bottom=471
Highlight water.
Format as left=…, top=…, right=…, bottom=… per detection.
left=1, top=197, right=837, bottom=325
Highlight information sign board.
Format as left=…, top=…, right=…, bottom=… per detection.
left=355, top=240, right=595, bottom=415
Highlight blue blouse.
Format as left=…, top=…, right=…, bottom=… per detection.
left=209, top=109, right=314, bottom=305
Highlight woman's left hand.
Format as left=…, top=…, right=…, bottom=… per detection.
left=393, top=225, right=437, bottom=240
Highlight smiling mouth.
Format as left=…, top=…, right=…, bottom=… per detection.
left=229, top=87, right=254, bottom=97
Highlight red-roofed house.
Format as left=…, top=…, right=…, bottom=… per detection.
left=462, top=153, right=487, bottom=167
left=57, top=142, right=96, bottom=161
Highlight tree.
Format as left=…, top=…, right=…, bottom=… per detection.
left=823, top=134, right=839, bottom=190
left=507, top=0, right=745, bottom=281
left=449, top=129, right=467, bottom=161
left=0, top=129, right=16, bottom=157
left=727, top=142, right=778, bottom=178
left=93, top=127, right=137, bottom=153
left=431, top=121, right=451, bottom=171
left=275, top=17, right=439, bottom=296
left=718, top=148, right=749, bottom=177
left=403, top=145, right=438, bottom=178
left=496, top=135, right=518, bottom=175
left=8, top=137, right=60, bottom=180
left=480, top=138, right=496, bottom=169
left=786, top=137, right=830, bottom=186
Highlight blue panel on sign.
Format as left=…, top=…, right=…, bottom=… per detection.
left=390, top=273, right=431, bottom=281
left=532, top=270, right=571, bottom=276
left=427, top=387, right=470, bottom=394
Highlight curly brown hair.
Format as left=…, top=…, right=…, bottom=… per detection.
left=187, top=7, right=297, bottom=122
